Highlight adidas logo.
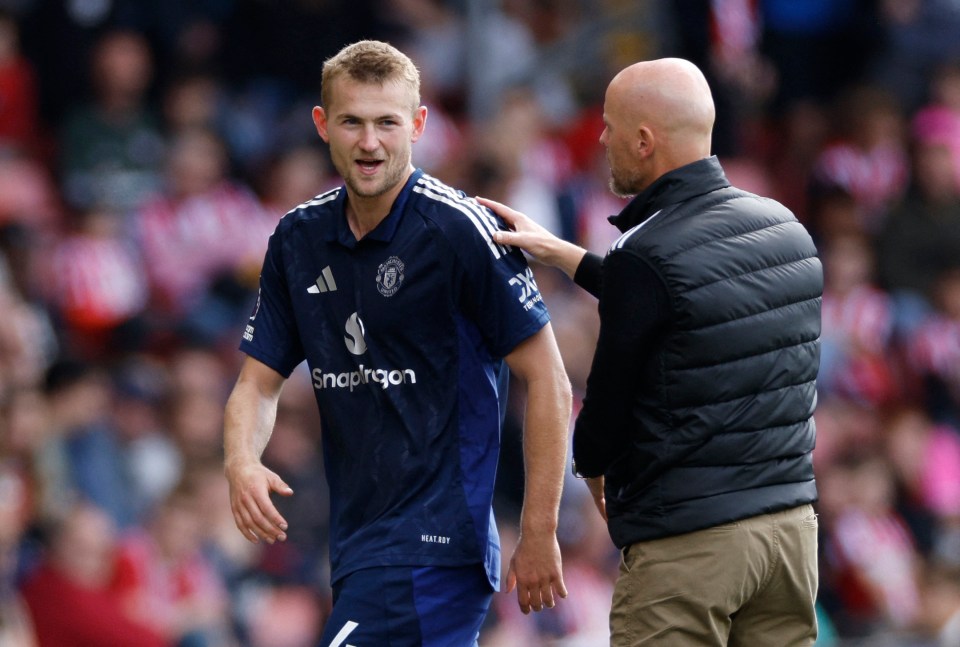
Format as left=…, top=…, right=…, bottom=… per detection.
left=307, top=266, right=338, bottom=293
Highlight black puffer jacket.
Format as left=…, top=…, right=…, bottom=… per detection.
left=579, top=157, right=822, bottom=548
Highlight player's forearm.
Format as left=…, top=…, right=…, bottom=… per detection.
left=518, top=369, right=572, bottom=534
left=223, top=377, right=280, bottom=470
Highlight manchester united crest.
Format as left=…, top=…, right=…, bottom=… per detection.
left=376, top=256, right=405, bottom=297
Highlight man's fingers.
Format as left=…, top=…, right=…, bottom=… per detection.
left=475, top=195, right=508, bottom=214
left=505, top=563, right=517, bottom=594
left=227, top=465, right=294, bottom=543
left=540, top=584, right=554, bottom=609
left=239, top=525, right=260, bottom=544
left=586, top=477, right=607, bottom=521
left=517, top=585, right=532, bottom=614
left=508, top=534, right=565, bottom=614
left=539, top=579, right=569, bottom=610
left=513, top=573, right=568, bottom=613
left=244, top=504, right=278, bottom=543
left=271, top=475, right=294, bottom=497
left=253, top=492, right=289, bottom=540
left=477, top=196, right=523, bottom=226
left=592, top=496, right=606, bottom=520
left=231, top=503, right=260, bottom=543
left=235, top=504, right=269, bottom=544
left=234, top=488, right=289, bottom=543
left=493, top=230, right=520, bottom=246
left=527, top=585, right=543, bottom=612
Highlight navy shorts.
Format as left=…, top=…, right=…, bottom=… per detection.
left=319, top=564, right=494, bottom=646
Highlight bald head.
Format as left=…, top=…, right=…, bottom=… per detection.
left=601, top=58, right=715, bottom=195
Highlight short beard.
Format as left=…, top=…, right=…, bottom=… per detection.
left=344, top=160, right=409, bottom=199
left=606, top=155, right=645, bottom=198
left=609, top=173, right=641, bottom=199
left=346, top=176, right=392, bottom=199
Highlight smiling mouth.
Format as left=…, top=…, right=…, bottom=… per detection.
left=356, top=160, right=384, bottom=174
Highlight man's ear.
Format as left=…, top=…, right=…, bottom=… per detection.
left=636, top=125, right=654, bottom=159
left=411, top=105, right=428, bottom=143
left=312, top=106, right=330, bottom=143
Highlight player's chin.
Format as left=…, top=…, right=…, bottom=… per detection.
left=344, top=174, right=378, bottom=194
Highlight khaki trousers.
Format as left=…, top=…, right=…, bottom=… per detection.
left=610, top=504, right=819, bottom=646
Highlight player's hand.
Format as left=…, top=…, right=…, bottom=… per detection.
left=505, top=529, right=568, bottom=614
left=585, top=476, right=607, bottom=521
left=225, top=459, right=293, bottom=544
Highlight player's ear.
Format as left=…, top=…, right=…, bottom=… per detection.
left=411, top=105, right=428, bottom=143
left=313, top=106, right=330, bottom=143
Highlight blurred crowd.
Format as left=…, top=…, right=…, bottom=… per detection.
left=2, top=0, right=960, bottom=645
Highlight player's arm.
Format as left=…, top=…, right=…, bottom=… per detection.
left=503, top=323, right=572, bottom=614
left=223, top=355, right=294, bottom=544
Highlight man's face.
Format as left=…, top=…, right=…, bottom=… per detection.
left=600, top=88, right=645, bottom=198
left=314, top=77, right=426, bottom=200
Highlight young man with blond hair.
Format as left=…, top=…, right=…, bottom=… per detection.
left=224, top=40, right=571, bottom=645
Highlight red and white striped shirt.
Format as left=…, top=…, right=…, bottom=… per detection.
left=822, top=284, right=894, bottom=354
left=813, top=142, right=909, bottom=230
left=48, top=234, right=148, bottom=329
left=135, top=181, right=276, bottom=313
left=910, top=315, right=960, bottom=385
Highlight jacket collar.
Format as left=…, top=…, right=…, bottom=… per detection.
left=609, top=156, right=730, bottom=233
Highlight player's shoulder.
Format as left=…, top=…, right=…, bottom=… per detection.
left=277, top=186, right=342, bottom=232
left=410, top=173, right=491, bottom=229
left=410, top=173, right=510, bottom=258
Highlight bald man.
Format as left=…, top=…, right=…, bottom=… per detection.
left=480, top=58, right=822, bottom=646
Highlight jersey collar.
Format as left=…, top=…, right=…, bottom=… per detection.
left=330, top=169, right=424, bottom=248
left=608, top=156, right=730, bottom=233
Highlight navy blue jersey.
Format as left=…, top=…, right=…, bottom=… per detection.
left=240, top=169, right=549, bottom=589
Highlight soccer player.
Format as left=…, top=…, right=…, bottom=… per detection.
left=223, top=40, right=571, bottom=645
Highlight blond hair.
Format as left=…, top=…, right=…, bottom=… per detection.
left=321, top=40, right=421, bottom=112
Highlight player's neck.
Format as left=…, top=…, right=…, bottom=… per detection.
left=344, top=171, right=412, bottom=240
left=345, top=201, right=385, bottom=240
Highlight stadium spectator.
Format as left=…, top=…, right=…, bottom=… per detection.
left=907, top=267, right=960, bottom=426
left=42, top=359, right=137, bottom=528
left=819, top=454, right=923, bottom=635
left=0, top=457, right=37, bottom=647
left=43, top=207, right=149, bottom=358
left=59, top=30, right=165, bottom=214
left=882, top=405, right=960, bottom=556
left=877, top=108, right=960, bottom=310
left=133, top=127, right=273, bottom=345
left=111, top=484, right=232, bottom=647
left=20, top=502, right=169, bottom=647
left=818, top=231, right=898, bottom=406
left=0, top=9, right=39, bottom=154
left=811, top=84, right=910, bottom=232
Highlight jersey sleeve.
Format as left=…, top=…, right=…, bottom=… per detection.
left=238, top=222, right=305, bottom=377
left=453, top=203, right=551, bottom=358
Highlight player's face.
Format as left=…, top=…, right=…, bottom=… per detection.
left=314, top=78, right=427, bottom=201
